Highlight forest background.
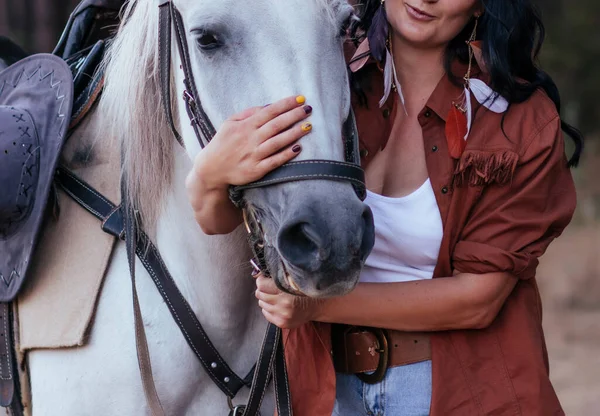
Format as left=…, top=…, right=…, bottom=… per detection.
left=1, top=0, right=599, bottom=414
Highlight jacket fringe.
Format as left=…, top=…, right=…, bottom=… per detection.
left=454, top=150, right=519, bottom=187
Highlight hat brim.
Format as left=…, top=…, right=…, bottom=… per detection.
left=0, top=54, right=73, bottom=302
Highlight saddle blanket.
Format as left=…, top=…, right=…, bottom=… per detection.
left=17, top=114, right=120, bottom=350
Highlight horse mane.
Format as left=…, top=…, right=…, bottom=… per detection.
left=99, top=0, right=176, bottom=229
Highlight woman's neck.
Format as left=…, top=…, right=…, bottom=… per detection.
left=391, top=34, right=446, bottom=117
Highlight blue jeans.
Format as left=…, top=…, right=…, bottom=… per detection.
left=332, top=361, right=432, bottom=416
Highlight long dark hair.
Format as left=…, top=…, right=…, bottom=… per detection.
left=351, top=0, right=583, bottom=166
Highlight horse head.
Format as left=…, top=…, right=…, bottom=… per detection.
left=104, top=0, right=374, bottom=298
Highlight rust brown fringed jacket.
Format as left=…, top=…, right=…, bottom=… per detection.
left=281, top=55, right=576, bottom=415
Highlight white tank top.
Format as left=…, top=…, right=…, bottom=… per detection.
left=360, top=179, right=444, bottom=283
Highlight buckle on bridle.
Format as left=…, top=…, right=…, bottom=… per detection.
left=182, top=89, right=193, bottom=101
left=356, top=328, right=389, bottom=384
left=227, top=396, right=252, bottom=416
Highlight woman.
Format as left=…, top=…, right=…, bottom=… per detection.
left=186, top=0, right=582, bottom=414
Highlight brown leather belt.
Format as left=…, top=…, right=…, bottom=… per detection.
left=332, top=325, right=431, bottom=384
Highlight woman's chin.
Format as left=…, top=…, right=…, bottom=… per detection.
left=393, top=23, right=439, bottom=48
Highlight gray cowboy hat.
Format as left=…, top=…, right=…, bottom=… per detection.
left=0, top=54, right=73, bottom=302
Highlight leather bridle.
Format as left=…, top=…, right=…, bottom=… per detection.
left=155, top=1, right=367, bottom=415
left=158, top=0, right=366, bottom=203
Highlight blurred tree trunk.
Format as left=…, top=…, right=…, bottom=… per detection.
left=1, top=0, right=34, bottom=50
left=0, top=0, right=76, bottom=52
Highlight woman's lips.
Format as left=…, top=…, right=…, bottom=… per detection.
left=405, top=4, right=436, bottom=22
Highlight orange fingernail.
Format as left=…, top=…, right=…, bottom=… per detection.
left=296, top=95, right=306, bottom=105
left=301, top=122, right=312, bottom=132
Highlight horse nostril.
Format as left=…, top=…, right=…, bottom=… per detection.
left=277, top=221, right=328, bottom=272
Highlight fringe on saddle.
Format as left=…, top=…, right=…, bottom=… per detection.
left=454, top=150, right=519, bottom=187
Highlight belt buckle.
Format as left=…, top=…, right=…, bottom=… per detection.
left=356, top=327, right=389, bottom=384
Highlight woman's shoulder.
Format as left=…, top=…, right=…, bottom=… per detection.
left=506, top=87, right=561, bottom=141
left=470, top=83, right=562, bottom=157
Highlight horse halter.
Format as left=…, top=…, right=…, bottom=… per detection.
left=158, top=0, right=367, bottom=284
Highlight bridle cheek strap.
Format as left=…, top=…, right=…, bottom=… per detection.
left=158, top=0, right=184, bottom=147
left=158, top=0, right=216, bottom=150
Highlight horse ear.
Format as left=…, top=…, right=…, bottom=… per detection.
left=366, top=4, right=388, bottom=63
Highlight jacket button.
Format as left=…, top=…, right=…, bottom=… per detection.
left=441, top=186, right=449, bottom=194
left=424, top=110, right=432, bottom=118
left=360, top=149, right=369, bottom=158
left=432, top=145, right=438, bottom=152
left=382, top=108, right=391, bottom=118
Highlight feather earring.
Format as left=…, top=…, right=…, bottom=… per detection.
left=446, top=16, right=477, bottom=158
left=466, top=36, right=508, bottom=113
left=370, top=1, right=406, bottom=109
left=379, top=37, right=407, bottom=109
left=367, top=0, right=388, bottom=63
left=446, top=16, right=511, bottom=159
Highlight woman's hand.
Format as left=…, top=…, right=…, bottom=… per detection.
left=254, top=273, right=323, bottom=329
left=186, top=95, right=312, bottom=235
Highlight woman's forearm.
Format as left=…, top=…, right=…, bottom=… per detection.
left=186, top=169, right=242, bottom=235
left=314, top=272, right=517, bottom=331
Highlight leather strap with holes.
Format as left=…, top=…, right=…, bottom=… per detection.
left=0, top=302, right=23, bottom=415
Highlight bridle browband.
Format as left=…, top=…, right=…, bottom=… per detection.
left=156, top=1, right=367, bottom=415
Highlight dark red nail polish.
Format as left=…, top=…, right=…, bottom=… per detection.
left=303, top=105, right=313, bottom=114
left=292, top=144, right=302, bottom=153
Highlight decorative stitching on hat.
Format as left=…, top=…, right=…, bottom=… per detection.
left=0, top=59, right=68, bottom=241
left=0, top=270, right=18, bottom=287
left=0, top=57, right=72, bottom=304
left=0, top=110, right=37, bottom=237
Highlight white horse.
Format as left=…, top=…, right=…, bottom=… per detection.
left=25, top=0, right=373, bottom=414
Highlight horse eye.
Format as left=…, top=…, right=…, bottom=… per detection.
left=195, top=32, right=220, bottom=50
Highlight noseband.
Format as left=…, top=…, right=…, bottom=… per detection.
left=157, top=1, right=366, bottom=414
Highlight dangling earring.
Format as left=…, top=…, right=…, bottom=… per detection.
left=367, top=0, right=388, bottom=63
left=369, top=0, right=407, bottom=109
left=446, top=15, right=479, bottom=159
left=446, top=14, right=510, bottom=159
left=466, top=15, right=509, bottom=114
left=461, top=15, right=479, bottom=140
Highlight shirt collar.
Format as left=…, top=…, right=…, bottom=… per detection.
left=425, top=60, right=483, bottom=122
left=349, top=39, right=485, bottom=123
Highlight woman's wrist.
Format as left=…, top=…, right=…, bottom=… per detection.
left=191, top=151, right=230, bottom=193
left=311, top=296, right=335, bottom=323
left=187, top=157, right=242, bottom=235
